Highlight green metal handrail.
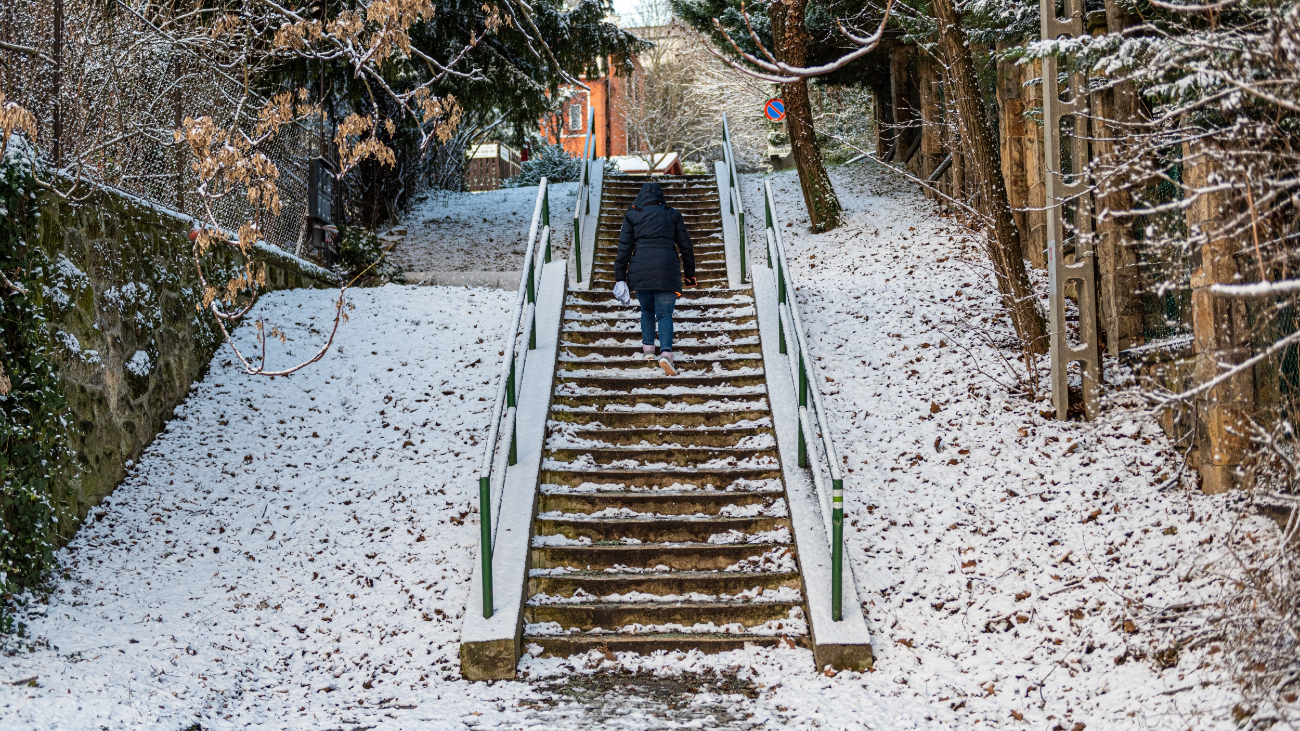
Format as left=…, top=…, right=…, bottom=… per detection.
left=573, top=106, right=595, bottom=284
left=476, top=178, right=553, bottom=618
left=720, top=114, right=747, bottom=283
left=763, top=180, right=846, bottom=621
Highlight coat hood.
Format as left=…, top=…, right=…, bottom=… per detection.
left=632, top=181, right=666, bottom=209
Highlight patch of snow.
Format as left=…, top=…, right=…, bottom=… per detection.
left=124, top=349, right=152, bottom=376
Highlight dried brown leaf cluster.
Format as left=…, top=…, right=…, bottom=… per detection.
left=0, top=91, right=37, bottom=160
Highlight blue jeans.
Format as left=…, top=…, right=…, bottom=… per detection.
left=636, top=290, right=677, bottom=352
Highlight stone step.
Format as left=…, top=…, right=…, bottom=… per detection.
left=558, top=328, right=757, bottom=344
left=592, top=256, right=733, bottom=267
left=541, top=466, right=783, bottom=488
left=563, top=313, right=754, bottom=327
left=558, top=344, right=762, bottom=359
left=563, top=303, right=755, bottom=317
left=557, top=355, right=761, bottom=371
left=522, top=632, right=809, bottom=657
left=545, top=445, right=777, bottom=469
left=531, top=543, right=791, bottom=572
left=528, top=569, right=800, bottom=598
left=535, top=514, right=789, bottom=544
left=551, top=394, right=767, bottom=412
left=525, top=599, right=802, bottom=630
left=538, top=490, right=781, bottom=516
left=554, top=425, right=774, bottom=447
left=555, top=373, right=767, bottom=391
left=567, top=288, right=751, bottom=302
left=547, top=410, right=770, bottom=429
left=592, top=250, right=725, bottom=264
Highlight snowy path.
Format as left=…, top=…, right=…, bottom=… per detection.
left=390, top=184, right=578, bottom=274
left=0, top=168, right=1276, bottom=730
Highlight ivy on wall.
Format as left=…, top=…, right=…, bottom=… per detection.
left=0, top=149, right=72, bottom=632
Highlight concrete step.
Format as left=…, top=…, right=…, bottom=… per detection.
left=555, top=373, right=767, bottom=390
left=541, top=466, right=783, bottom=488
left=528, top=569, right=800, bottom=598
left=525, top=599, right=802, bottom=630
left=556, top=356, right=761, bottom=371
left=558, top=328, right=757, bottom=344
left=557, top=344, right=762, bottom=359
left=554, top=425, right=774, bottom=447
left=544, top=446, right=777, bottom=469
left=551, top=394, right=767, bottom=412
left=563, top=313, right=755, bottom=327
left=567, top=288, right=751, bottom=302
left=522, top=632, right=809, bottom=657
left=547, top=409, right=771, bottom=429
left=538, top=490, right=782, bottom=517
left=531, top=543, right=791, bottom=572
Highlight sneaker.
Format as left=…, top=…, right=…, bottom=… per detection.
left=641, top=344, right=656, bottom=360
left=658, top=351, right=678, bottom=376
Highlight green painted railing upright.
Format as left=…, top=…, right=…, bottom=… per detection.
left=721, top=114, right=748, bottom=283
left=763, top=179, right=847, bottom=622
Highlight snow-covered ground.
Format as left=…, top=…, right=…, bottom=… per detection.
left=389, top=184, right=577, bottom=274
left=0, top=165, right=1278, bottom=730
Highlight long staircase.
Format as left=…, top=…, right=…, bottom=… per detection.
left=521, top=175, right=810, bottom=655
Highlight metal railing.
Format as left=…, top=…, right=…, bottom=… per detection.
left=720, top=114, right=748, bottom=284
left=572, top=106, right=595, bottom=284
left=763, top=180, right=845, bottom=620
left=476, top=178, right=554, bottom=618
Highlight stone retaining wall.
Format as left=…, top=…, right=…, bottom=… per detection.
left=34, top=188, right=336, bottom=542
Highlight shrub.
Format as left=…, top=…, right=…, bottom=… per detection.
left=333, top=226, right=401, bottom=284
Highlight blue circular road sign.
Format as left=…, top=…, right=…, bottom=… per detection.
left=764, top=98, right=786, bottom=122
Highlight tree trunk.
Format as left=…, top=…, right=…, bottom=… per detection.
left=932, top=0, right=1049, bottom=353
left=770, top=0, right=842, bottom=232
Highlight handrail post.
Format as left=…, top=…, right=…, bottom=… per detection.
left=738, top=209, right=747, bottom=283
left=506, top=361, right=518, bottom=466
left=506, top=358, right=517, bottom=409
left=778, top=306, right=787, bottom=355
left=508, top=417, right=518, bottom=466
left=542, top=185, right=550, bottom=227
left=574, top=222, right=582, bottom=283
left=798, top=355, right=808, bottom=468
left=831, top=478, right=843, bottom=621
left=479, top=476, right=493, bottom=618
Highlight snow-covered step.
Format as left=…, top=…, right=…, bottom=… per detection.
left=539, top=488, right=783, bottom=513
left=528, top=570, right=801, bottom=599
left=544, top=445, right=777, bottom=467
left=531, top=542, right=794, bottom=571
left=534, top=513, right=789, bottom=543
left=548, top=426, right=775, bottom=448
left=526, top=633, right=809, bottom=657
left=526, top=600, right=804, bottom=633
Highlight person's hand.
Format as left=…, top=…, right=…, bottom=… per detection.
left=613, top=281, right=632, bottom=304
left=683, top=276, right=698, bottom=288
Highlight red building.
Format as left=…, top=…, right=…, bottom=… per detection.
left=540, top=58, right=640, bottom=159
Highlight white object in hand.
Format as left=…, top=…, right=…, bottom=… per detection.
left=613, top=281, right=632, bottom=305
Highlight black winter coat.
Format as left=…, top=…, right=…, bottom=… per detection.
left=613, top=181, right=695, bottom=293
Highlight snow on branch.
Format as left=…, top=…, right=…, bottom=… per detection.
left=706, top=0, right=894, bottom=83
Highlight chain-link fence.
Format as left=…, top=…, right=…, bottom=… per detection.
left=0, top=0, right=315, bottom=254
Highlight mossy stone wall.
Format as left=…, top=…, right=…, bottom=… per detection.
left=34, top=189, right=334, bottom=542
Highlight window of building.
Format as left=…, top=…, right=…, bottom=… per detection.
left=569, top=103, right=583, bottom=132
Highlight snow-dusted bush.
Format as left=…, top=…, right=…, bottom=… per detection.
left=502, top=144, right=583, bottom=187
left=334, top=226, right=401, bottom=284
